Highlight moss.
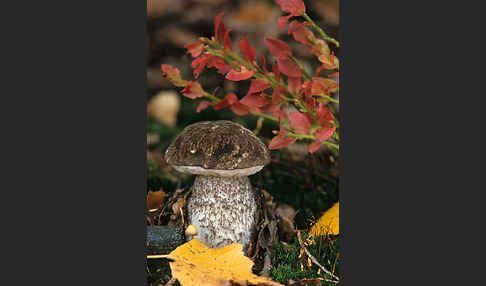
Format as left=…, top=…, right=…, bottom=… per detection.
left=270, top=234, right=340, bottom=286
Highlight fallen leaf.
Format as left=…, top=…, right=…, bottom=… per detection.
left=160, top=239, right=283, bottom=286
left=309, top=202, right=339, bottom=236
left=147, top=190, right=168, bottom=211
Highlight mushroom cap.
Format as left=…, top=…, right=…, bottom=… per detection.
left=164, top=120, right=270, bottom=176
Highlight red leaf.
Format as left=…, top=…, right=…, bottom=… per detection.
left=191, top=53, right=211, bottom=78
left=289, top=112, right=310, bottom=134
left=185, top=41, right=204, bottom=58
left=318, top=53, right=339, bottom=70
left=240, top=93, right=269, bottom=108
left=223, top=28, right=233, bottom=51
left=229, top=101, right=250, bottom=115
left=278, top=15, right=292, bottom=30
left=196, top=100, right=213, bottom=113
left=316, top=103, right=334, bottom=126
left=269, top=133, right=296, bottom=150
left=161, top=64, right=185, bottom=87
left=248, top=79, right=271, bottom=94
left=225, top=65, right=255, bottom=81
left=264, top=38, right=292, bottom=59
left=218, top=21, right=227, bottom=44
left=238, top=36, right=255, bottom=62
left=308, top=141, right=322, bottom=153
left=214, top=12, right=223, bottom=41
left=213, top=93, right=238, bottom=110
left=271, top=88, right=285, bottom=105
left=312, top=77, right=338, bottom=95
left=275, top=0, right=306, bottom=15
left=287, top=76, right=302, bottom=94
left=314, top=126, right=336, bottom=142
left=181, top=81, right=204, bottom=99
left=310, top=39, right=330, bottom=58
left=206, top=56, right=232, bottom=75
left=261, top=55, right=268, bottom=73
left=288, top=21, right=314, bottom=47
left=272, top=63, right=280, bottom=82
left=277, top=58, right=302, bottom=77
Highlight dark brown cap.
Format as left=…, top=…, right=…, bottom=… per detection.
left=164, top=120, right=270, bottom=176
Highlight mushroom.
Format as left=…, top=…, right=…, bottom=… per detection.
left=164, top=120, right=270, bottom=249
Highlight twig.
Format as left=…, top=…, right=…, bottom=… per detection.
left=297, top=231, right=340, bottom=282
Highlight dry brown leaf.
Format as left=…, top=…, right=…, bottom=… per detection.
left=309, top=202, right=339, bottom=236
left=147, top=190, right=168, bottom=211
left=160, top=239, right=283, bottom=286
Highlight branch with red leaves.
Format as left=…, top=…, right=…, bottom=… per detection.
left=161, top=0, right=340, bottom=154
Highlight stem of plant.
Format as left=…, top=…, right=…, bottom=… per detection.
left=291, top=56, right=312, bottom=81
left=300, top=12, right=340, bottom=48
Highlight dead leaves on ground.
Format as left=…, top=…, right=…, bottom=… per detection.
left=159, top=238, right=283, bottom=286
left=147, top=190, right=169, bottom=211
left=309, top=202, right=339, bottom=237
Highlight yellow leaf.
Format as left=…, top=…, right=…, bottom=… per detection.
left=310, top=202, right=339, bottom=236
left=159, top=239, right=283, bottom=286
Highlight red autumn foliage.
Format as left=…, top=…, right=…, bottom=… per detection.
left=278, top=15, right=292, bottom=30
left=264, top=38, right=292, bottom=60
left=161, top=64, right=185, bottom=87
left=185, top=42, right=204, bottom=58
left=214, top=12, right=223, bottom=41
left=196, top=100, right=213, bottom=113
left=240, top=93, right=269, bottom=109
left=275, top=0, right=306, bottom=15
left=276, top=58, right=301, bottom=77
left=288, top=112, right=311, bottom=135
left=248, top=79, right=271, bottom=95
left=223, top=29, right=233, bottom=51
left=213, top=93, right=238, bottom=110
left=238, top=36, right=256, bottom=63
left=275, top=0, right=306, bottom=28
left=287, top=76, right=302, bottom=94
left=288, top=21, right=314, bottom=47
left=160, top=4, right=340, bottom=153
left=269, top=128, right=296, bottom=150
left=181, top=81, right=204, bottom=99
left=225, top=65, right=255, bottom=81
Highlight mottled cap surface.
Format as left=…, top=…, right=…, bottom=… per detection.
left=164, top=120, right=270, bottom=175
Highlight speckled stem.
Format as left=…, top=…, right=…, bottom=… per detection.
left=187, top=175, right=257, bottom=249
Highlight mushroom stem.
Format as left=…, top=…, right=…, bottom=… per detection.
left=187, top=175, right=257, bottom=249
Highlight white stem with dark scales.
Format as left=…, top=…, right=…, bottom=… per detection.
left=187, top=175, right=257, bottom=249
